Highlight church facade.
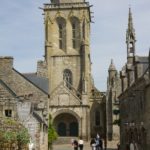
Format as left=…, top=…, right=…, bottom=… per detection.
left=40, top=0, right=106, bottom=141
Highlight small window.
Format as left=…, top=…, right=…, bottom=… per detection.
left=5, top=110, right=12, bottom=117
left=82, top=19, right=85, bottom=39
left=63, top=69, right=72, bottom=89
left=59, top=39, right=63, bottom=49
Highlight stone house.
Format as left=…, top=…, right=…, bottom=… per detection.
left=0, top=57, right=49, bottom=150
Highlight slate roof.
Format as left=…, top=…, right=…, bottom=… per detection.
left=0, top=79, right=17, bottom=98
left=23, top=73, right=49, bottom=94
left=137, top=56, right=149, bottom=74
left=138, top=56, right=148, bottom=63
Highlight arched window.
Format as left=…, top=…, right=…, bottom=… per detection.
left=95, top=110, right=100, bottom=126
left=70, top=17, right=80, bottom=49
left=57, top=17, right=66, bottom=50
left=63, top=69, right=72, bottom=89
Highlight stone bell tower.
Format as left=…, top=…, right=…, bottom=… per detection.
left=42, top=0, right=94, bottom=140
left=43, top=0, right=92, bottom=101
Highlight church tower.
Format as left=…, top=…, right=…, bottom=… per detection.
left=41, top=0, right=100, bottom=140
left=41, top=0, right=106, bottom=141
left=44, top=0, right=91, bottom=97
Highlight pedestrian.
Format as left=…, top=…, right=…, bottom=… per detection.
left=90, top=138, right=96, bottom=150
left=134, top=142, right=139, bottom=150
left=117, top=142, right=120, bottom=150
left=95, top=138, right=100, bottom=150
left=99, top=137, right=103, bottom=150
left=78, top=137, right=84, bottom=150
left=73, top=139, right=78, bottom=150
left=96, top=133, right=100, bottom=139
left=130, top=141, right=135, bottom=150
left=71, top=138, right=74, bottom=146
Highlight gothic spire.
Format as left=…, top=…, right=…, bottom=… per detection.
left=109, top=59, right=116, bottom=71
left=128, top=8, right=134, bottom=32
left=126, top=7, right=136, bottom=57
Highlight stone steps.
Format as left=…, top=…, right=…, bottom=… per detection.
left=54, top=137, right=78, bottom=145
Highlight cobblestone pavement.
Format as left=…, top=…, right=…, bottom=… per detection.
left=53, top=142, right=116, bottom=150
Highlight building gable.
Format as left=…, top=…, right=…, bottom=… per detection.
left=50, top=82, right=82, bottom=106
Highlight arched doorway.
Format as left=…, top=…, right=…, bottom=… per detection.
left=53, top=113, right=79, bottom=137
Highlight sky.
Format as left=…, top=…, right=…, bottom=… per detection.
left=0, top=0, right=150, bottom=91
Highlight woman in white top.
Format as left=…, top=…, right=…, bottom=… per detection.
left=78, top=137, right=84, bottom=150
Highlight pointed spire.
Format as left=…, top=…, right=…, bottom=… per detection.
left=126, top=7, right=136, bottom=41
left=128, top=7, right=134, bottom=32
left=109, top=59, right=116, bottom=71
left=126, top=7, right=136, bottom=57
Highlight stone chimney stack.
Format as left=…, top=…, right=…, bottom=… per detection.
left=0, top=56, right=13, bottom=79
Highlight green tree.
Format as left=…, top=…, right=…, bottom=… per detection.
left=17, top=128, right=30, bottom=150
left=0, top=117, right=30, bottom=149
left=48, top=114, right=58, bottom=150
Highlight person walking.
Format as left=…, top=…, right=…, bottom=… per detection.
left=130, top=141, right=135, bottom=150
left=90, top=138, right=96, bottom=150
left=78, top=137, right=84, bottom=150
left=73, top=139, right=78, bottom=150
left=99, top=137, right=103, bottom=150
left=95, top=138, right=100, bottom=150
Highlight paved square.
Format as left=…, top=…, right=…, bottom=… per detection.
left=53, top=142, right=116, bottom=150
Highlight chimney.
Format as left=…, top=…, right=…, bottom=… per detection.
left=0, top=56, right=13, bottom=79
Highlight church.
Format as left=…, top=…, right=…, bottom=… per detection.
left=40, top=0, right=106, bottom=141
left=0, top=0, right=106, bottom=149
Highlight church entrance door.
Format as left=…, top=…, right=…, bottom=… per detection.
left=69, top=122, right=78, bottom=136
left=58, top=122, right=66, bottom=136
left=53, top=113, right=79, bottom=137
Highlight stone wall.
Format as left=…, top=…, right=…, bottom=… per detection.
left=0, top=80, right=18, bottom=118
left=119, top=76, right=148, bottom=150
left=144, top=84, right=150, bottom=150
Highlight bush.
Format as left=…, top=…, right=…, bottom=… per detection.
left=48, top=114, right=58, bottom=150
left=0, top=117, right=30, bottom=148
